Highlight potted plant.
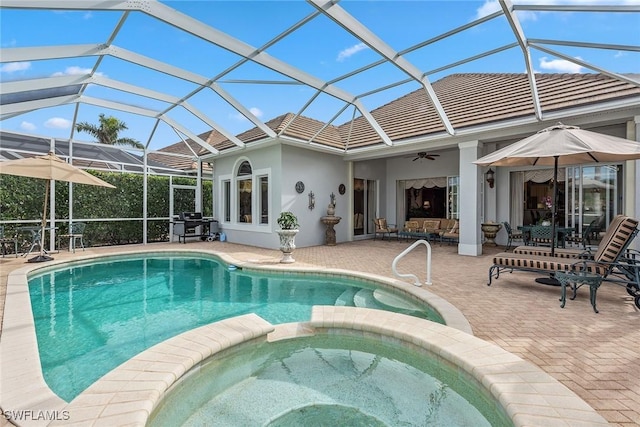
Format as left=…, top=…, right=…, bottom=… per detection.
left=276, top=211, right=299, bottom=263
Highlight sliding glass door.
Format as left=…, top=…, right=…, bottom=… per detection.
left=566, top=164, right=621, bottom=246
left=353, top=178, right=376, bottom=236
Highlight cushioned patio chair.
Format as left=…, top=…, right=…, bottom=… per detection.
left=373, top=218, right=399, bottom=240
left=503, top=221, right=523, bottom=251
left=488, top=216, right=639, bottom=289
left=438, top=220, right=459, bottom=244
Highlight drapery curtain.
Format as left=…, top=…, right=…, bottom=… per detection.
left=524, top=168, right=565, bottom=183
left=404, top=177, right=447, bottom=189
left=510, top=171, right=524, bottom=227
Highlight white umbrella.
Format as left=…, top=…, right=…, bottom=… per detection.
left=474, top=123, right=640, bottom=257
left=0, top=152, right=116, bottom=262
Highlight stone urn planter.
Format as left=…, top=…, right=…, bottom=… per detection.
left=276, top=212, right=299, bottom=263
left=481, top=222, right=502, bottom=246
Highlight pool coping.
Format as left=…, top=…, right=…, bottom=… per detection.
left=55, top=307, right=608, bottom=426
left=0, top=249, right=606, bottom=426
left=0, top=247, right=471, bottom=426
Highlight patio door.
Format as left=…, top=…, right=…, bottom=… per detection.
left=566, top=164, right=621, bottom=246
left=353, top=178, right=376, bottom=237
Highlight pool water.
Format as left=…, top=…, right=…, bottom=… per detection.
left=148, top=334, right=513, bottom=427
left=28, top=253, right=442, bottom=401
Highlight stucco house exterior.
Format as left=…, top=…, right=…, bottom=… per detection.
left=156, top=72, right=640, bottom=255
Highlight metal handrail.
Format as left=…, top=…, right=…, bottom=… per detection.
left=391, top=239, right=432, bottom=286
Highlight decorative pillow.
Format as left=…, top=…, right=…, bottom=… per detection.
left=404, top=221, right=419, bottom=232
left=423, top=220, right=440, bottom=232
left=449, top=221, right=459, bottom=233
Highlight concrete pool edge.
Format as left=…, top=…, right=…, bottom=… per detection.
left=55, top=308, right=608, bottom=426
left=0, top=247, right=470, bottom=426
left=0, top=248, right=603, bottom=426
left=308, top=306, right=609, bottom=427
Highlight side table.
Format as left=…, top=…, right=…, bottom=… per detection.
left=556, top=270, right=603, bottom=313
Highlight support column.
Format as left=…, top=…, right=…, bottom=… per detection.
left=458, top=140, right=483, bottom=256
left=483, top=142, right=497, bottom=224
left=49, top=138, right=56, bottom=252
left=143, top=150, right=148, bottom=245
left=628, top=117, right=640, bottom=251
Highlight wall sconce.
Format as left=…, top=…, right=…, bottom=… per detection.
left=423, top=200, right=431, bottom=210
left=485, top=168, right=495, bottom=189
left=308, top=191, right=315, bottom=210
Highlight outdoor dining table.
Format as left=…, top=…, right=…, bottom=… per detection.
left=518, top=224, right=574, bottom=247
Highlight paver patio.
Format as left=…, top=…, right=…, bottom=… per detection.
left=1, top=239, right=638, bottom=426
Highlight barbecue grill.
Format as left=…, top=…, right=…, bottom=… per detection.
left=172, top=212, right=218, bottom=243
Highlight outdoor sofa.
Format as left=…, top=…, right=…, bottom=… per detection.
left=400, top=218, right=459, bottom=243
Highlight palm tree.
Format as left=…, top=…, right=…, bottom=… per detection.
left=75, top=114, right=144, bottom=149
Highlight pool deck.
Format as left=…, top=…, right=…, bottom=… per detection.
left=1, top=239, right=639, bottom=426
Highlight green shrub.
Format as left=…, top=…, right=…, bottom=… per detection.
left=0, top=172, right=213, bottom=247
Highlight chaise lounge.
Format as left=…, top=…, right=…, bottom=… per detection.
left=488, top=216, right=639, bottom=308
left=511, top=215, right=626, bottom=259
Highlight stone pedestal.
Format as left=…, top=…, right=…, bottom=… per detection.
left=320, top=216, right=341, bottom=246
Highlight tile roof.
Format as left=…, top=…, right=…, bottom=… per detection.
left=158, top=73, right=640, bottom=165
left=344, top=73, right=640, bottom=147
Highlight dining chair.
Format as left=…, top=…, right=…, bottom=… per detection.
left=58, top=222, right=87, bottom=253
left=0, top=225, right=19, bottom=258
left=502, top=221, right=524, bottom=251
left=565, top=220, right=598, bottom=249
left=529, top=225, right=555, bottom=246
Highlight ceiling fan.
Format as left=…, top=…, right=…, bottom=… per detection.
left=410, top=152, right=440, bottom=161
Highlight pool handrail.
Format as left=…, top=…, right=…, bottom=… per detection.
left=392, top=239, right=432, bottom=286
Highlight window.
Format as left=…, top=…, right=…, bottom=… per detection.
left=237, top=161, right=252, bottom=224
left=223, top=180, right=230, bottom=222
left=259, top=175, right=268, bottom=224
left=447, top=176, right=459, bottom=219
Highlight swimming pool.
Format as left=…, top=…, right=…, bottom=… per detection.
left=148, top=334, right=513, bottom=427
left=28, top=253, right=443, bottom=401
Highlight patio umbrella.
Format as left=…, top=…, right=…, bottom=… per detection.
left=474, top=122, right=640, bottom=259
left=0, top=151, right=115, bottom=262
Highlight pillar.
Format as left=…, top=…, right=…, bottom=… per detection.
left=458, top=140, right=483, bottom=256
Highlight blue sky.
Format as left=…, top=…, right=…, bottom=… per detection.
left=1, top=1, right=638, bottom=151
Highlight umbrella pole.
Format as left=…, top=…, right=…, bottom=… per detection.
left=550, top=156, right=558, bottom=257
left=28, top=179, right=53, bottom=263
left=535, top=156, right=560, bottom=285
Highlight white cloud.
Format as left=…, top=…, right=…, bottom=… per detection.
left=539, top=56, right=583, bottom=73
left=249, top=107, right=263, bottom=118
left=44, top=117, right=72, bottom=129
left=476, top=0, right=500, bottom=19
left=229, top=107, right=263, bottom=121
left=516, top=10, right=538, bottom=22
left=337, top=43, right=368, bottom=62
left=476, top=0, right=536, bottom=22
left=1, top=62, right=31, bottom=73
left=614, top=51, right=626, bottom=59
left=20, top=121, right=37, bottom=131
left=1, top=38, right=17, bottom=48
left=51, top=66, right=103, bottom=77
